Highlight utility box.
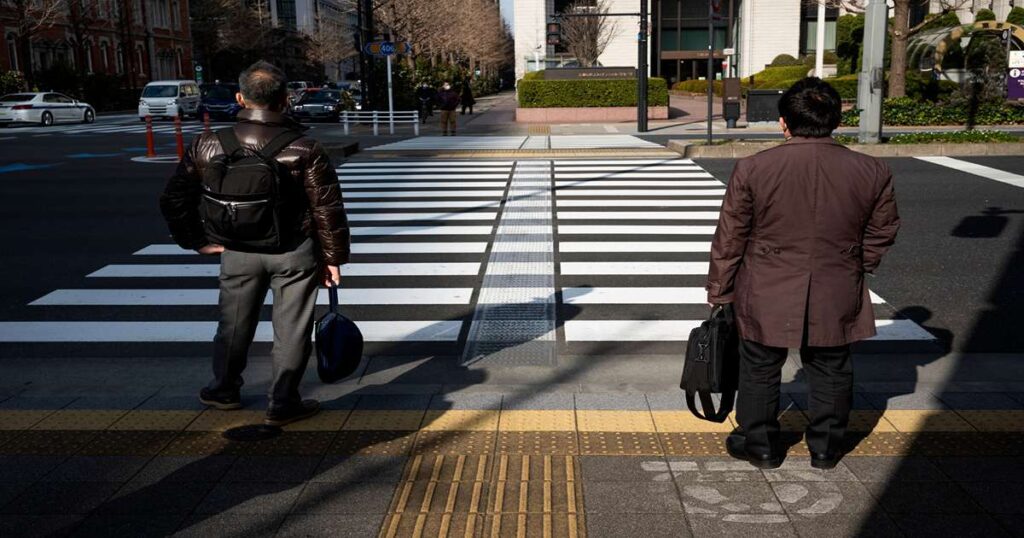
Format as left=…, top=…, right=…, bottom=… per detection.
left=747, top=89, right=785, bottom=123
left=722, top=77, right=742, bottom=128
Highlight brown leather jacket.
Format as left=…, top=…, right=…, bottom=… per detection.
left=706, top=137, right=900, bottom=348
left=159, top=109, right=350, bottom=265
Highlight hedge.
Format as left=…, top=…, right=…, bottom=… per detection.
left=1009, top=6, right=1024, bottom=26
left=841, top=97, right=1024, bottom=126
left=835, top=131, right=1019, bottom=144
left=517, top=78, right=669, bottom=108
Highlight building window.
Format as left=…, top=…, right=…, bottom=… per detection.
left=276, top=0, right=297, bottom=30
left=100, top=41, right=110, bottom=71
left=171, top=0, right=180, bottom=29
left=175, top=47, right=183, bottom=77
left=83, top=41, right=93, bottom=73
left=5, top=34, right=17, bottom=72
left=116, top=44, right=124, bottom=73
left=800, top=5, right=838, bottom=55
left=136, top=45, right=144, bottom=74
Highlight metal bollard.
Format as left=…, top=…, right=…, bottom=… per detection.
left=343, top=111, right=349, bottom=135
left=372, top=110, right=379, bottom=136
left=203, top=111, right=211, bottom=133
left=413, top=111, right=419, bottom=136
left=145, top=115, right=156, bottom=158
left=174, top=115, right=185, bottom=160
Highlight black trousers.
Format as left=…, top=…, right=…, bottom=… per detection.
left=734, top=338, right=853, bottom=457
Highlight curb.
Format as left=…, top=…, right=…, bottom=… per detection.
left=670, top=140, right=1024, bottom=159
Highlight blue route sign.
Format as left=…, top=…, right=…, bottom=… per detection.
left=363, top=41, right=412, bottom=56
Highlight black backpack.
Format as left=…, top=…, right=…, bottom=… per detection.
left=200, top=128, right=303, bottom=251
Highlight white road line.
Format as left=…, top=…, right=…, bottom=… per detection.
left=339, top=168, right=512, bottom=174
left=554, top=172, right=714, bottom=179
left=351, top=242, right=489, bottom=254
left=564, top=319, right=932, bottom=342
left=339, top=161, right=515, bottom=167
left=346, top=201, right=502, bottom=209
left=347, top=212, right=498, bottom=221
left=31, top=288, right=473, bottom=306
left=558, top=225, right=717, bottom=235
left=563, top=287, right=708, bottom=304
left=557, top=212, right=720, bottom=221
left=556, top=189, right=726, bottom=197
left=556, top=200, right=722, bottom=207
left=88, top=262, right=481, bottom=277
left=560, top=262, right=710, bottom=275
left=0, top=320, right=463, bottom=342
left=551, top=165, right=702, bottom=172
left=916, top=156, right=1024, bottom=189
left=552, top=159, right=695, bottom=165
left=133, top=245, right=194, bottom=255
left=558, top=241, right=713, bottom=252
left=555, top=181, right=723, bottom=187
left=340, top=174, right=511, bottom=180
left=351, top=225, right=494, bottom=235
left=344, top=191, right=505, bottom=198
left=341, top=182, right=509, bottom=189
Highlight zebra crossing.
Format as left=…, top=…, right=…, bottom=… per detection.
left=0, top=153, right=936, bottom=357
left=2, top=120, right=237, bottom=137
left=366, top=135, right=663, bottom=152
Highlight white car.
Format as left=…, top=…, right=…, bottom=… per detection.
left=0, top=92, right=96, bottom=126
left=138, top=80, right=201, bottom=121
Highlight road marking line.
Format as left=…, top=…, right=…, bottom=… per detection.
left=343, top=191, right=505, bottom=198
left=556, top=180, right=723, bottom=187
left=562, top=287, right=709, bottom=304
left=0, top=320, right=463, bottom=342
left=557, top=211, right=720, bottom=220
left=132, top=243, right=495, bottom=255
left=351, top=225, right=495, bottom=235
left=30, top=288, right=474, bottom=306
left=556, top=199, right=722, bottom=207
left=917, top=156, right=1024, bottom=189
left=560, top=262, right=710, bottom=275
left=557, top=225, right=717, bottom=235
left=558, top=241, right=712, bottom=252
left=551, top=165, right=701, bottom=171
left=552, top=159, right=695, bottom=165
left=563, top=319, right=930, bottom=341
left=88, top=262, right=481, bottom=277
left=340, top=174, right=511, bottom=180
left=338, top=161, right=515, bottom=168
left=346, top=201, right=503, bottom=209
left=341, top=182, right=509, bottom=189
left=555, top=172, right=714, bottom=179
left=556, top=189, right=726, bottom=197
left=347, top=212, right=498, bottom=221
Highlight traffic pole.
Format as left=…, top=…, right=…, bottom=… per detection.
left=174, top=115, right=185, bottom=160
left=145, top=115, right=156, bottom=158
left=203, top=111, right=211, bottom=133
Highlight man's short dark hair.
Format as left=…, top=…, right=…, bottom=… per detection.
left=778, top=77, right=842, bottom=138
left=238, top=61, right=288, bottom=109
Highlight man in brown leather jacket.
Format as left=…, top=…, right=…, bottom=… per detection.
left=160, top=61, right=350, bottom=426
left=707, top=78, right=899, bottom=469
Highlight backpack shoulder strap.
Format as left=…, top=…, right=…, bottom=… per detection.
left=257, top=130, right=304, bottom=162
left=215, top=127, right=244, bottom=158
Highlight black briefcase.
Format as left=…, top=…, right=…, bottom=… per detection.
left=315, top=286, right=364, bottom=383
left=679, top=304, right=739, bottom=423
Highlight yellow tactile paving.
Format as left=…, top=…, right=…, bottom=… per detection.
left=421, top=410, right=501, bottom=432
left=847, top=411, right=898, bottom=432
left=881, top=410, right=977, bottom=432
left=30, top=410, right=128, bottom=430
left=956, top=410, right=1024, bottom=432
left=651, top=411, right=734, bottom=433
left=499, top=411, right=576, bottom=432
left=282, top=410, right=349, bottom=431
left=109, top=410, right=201, bottom=431
left=0, top=410, right=54, bottom=430
left=575, top=411, right=656, bottom=433
left=343, top=410, right=426, bottom=431
left=185, top=410, right=266, bottom=431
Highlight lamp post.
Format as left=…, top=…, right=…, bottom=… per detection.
left=857, top=0, right=887, bottom=144
left=638, top=0, right=649, bottom=132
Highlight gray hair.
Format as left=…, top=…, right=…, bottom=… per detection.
left=238, top=61, right=288, bottom=109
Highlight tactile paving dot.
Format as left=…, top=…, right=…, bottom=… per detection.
left=0, top=430, right=24, bottom=449
left=498, top=411, right=576, bottom=432
left=185, top=410, right=267, bottom=432
left=983, top=432, right=1024, bottom=455
left=281, top=410, right=349, bottom=432
left=400, top=454, right=494, bottom=483
left=329, top=430, right=415, bottom=456
left=414, top=431, right=496, bottom=455
left=778, top=410, right=810, bottom=432
left=881, top=410, right=976, bottom=432
left=575, top=411, right=656, bottom=433
left=0, top=430, right=97, bottom=455
left=578, top=432, right=663, bottom=455
left=658, top=432, right=728, bottom=456
left=842, top=432, right=915, bottom=456
left=421, top=410, right=500, bottom=432
left=496, top=432, right=579, bottom=455
left=956, top=410, right=1024, bottom=432
left=342, top=410, right=426, bottom=431
left=78, top=430, right=177, bottom=456
left=159, top=432, right=246, bottom=456
left=650, top=411, right=734, bottom=433
left=234, top=431, right=334, bottom=456
left=482, top=514, right=585, bottom=538
left=109, top=410, right=201, bottom=431
left=846, top=411, right=897, bottom=433
left=0, top=410, right=54, bottom=430
left=30, top=410, right=128, bottom=431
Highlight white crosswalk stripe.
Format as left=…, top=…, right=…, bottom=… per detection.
left=4, top=144, right=934, bottom=354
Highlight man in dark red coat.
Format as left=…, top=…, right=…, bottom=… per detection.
left=706, top=78, right=900, bottom=469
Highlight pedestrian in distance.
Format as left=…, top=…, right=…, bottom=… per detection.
left=160, top=60, right=351, bottom=427
left=460, top=77, right=475, bottom=115
left=706, top=77, right=900, bottom=470
left=415, top=82, right=436, bottom=124
left=436, top=82, right=461, bottom=136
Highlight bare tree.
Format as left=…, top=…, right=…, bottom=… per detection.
left=560, top=0, right=618, bottom=67
left=3, top=0, right=66, bottom=85
left=66, top=0, right=104, bottom=74
left=808, top=0, right=971, bottom=97
left=306, top=13, right=358, bottom=78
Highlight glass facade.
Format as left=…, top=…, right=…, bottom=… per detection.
left=655, top=0, right=736, bottom=85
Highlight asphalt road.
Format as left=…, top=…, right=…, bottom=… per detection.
left=1, top=122, right=1022, bottom=356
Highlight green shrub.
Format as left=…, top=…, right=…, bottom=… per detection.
left=921, top=12, right=964, bottom=32
left=672, top=79, right=726, bottom=96
left=770, top=54, right=802, bottom=67
left=887, top=130, right=1017, bottom=144
left=0, top=70, right=26, bottom=95
left=974, top=8, right=996, bottom=22
left=841, top=97, right=1024, bottom=126
left=517, top=78, right=669, bottom=108
left=522, top=70, right=545, bottom=81
left=1008, top=6, right=1024, bottom=26
left=803, top=52, right=840, bottom=67
left=824, top=75, right=859, bottom=99
left=748, top=65, right=809, bottom=88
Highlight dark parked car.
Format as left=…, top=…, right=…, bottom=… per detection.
left=198, top=83, right=241, bottom=121
left=290, top=89, right=352, bottom=122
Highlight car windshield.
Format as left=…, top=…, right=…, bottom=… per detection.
left=287, top=82, right=306, bottom=90
left=299, top=91, right=339, bottom=104
left=202, top=85, right=237, bottom=100
left=0, top=94, right=35, bottom=102
left=142, top=85, right=178, bottom=98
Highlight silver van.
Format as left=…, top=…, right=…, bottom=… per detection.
left=138, top=80, right=201, bottom=120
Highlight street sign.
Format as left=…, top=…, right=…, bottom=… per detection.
left=1010, top=50, right=1024, bottom=69
left=723, top=47, right=735, bottom=56
left=1009, top=68, right=1024, bottom=100
left=363, top=41, right=412, bottom=56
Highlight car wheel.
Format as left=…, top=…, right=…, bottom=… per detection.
left=40, top=111, right=54, bottom=126
left=83, top=109, right=95, bottom=124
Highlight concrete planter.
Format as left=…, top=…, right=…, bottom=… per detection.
left=516, top=106, right=669, bottom=123
left=669, top=140, right=1024, bottom=159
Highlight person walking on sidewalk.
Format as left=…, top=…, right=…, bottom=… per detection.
left=460, top=77, right=475, bottom=115
left=160, top=60, right=350, bottom=427
left=436, top=82, right=460, bottom=136
left=706, top=78, right=900, bottom=470
left=415, top=82, right=436, bottom=124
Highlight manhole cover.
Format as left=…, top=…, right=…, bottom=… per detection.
left=222, top=424, right=282, bottom=442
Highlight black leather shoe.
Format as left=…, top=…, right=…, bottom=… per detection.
left=810, top=452, right=841, bottom=470
left=199, top=388, right=241, bottom=410
left=725, top=435, right=783, bottom=469
left=265, top=399, right=320, bottom=427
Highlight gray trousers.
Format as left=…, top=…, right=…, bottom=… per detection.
left=209, top=238, right=319, bottom=407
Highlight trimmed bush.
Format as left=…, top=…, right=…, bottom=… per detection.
left=0, top=70, right=26, bottom=95
left=770, top=54, right=802, bottom=67
left=1008, top=6, right=1024, bottom=26
left=517, top=78, right=669, bottom=108
left=841, top=97, right=1024, bottom=126
left=835, top=131, right=1018, bottom=144
left=974, top=8, right=996, bottom=22
left=748, top=65, right=809, bottom=88
left=522, top=70, right=545, bottom=81
left=803, top=52, right=840, bottom=67
left=672, top=79, right=726, bottom=96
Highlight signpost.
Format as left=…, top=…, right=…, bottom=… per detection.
left=363, top=41, right=412, bottom=134
left=1008, top=68, right=1024, bottom=101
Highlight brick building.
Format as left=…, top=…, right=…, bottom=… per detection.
left=1, top=0, right=193, bottom=88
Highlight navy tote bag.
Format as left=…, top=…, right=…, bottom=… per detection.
left=315, top=285, right=364, bottom=383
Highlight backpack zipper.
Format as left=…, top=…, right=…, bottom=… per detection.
left=203, top=194, right=267, bottom=221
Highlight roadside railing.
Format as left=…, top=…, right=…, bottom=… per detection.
left=341, top=110, right=420, bottom=136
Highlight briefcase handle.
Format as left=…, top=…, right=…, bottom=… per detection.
left=327, top=284, right=339, bottom=314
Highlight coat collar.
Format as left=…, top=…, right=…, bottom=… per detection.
left=784, top=136, right=840, bottom=146
left=237, top=109, right=307, bottom=131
